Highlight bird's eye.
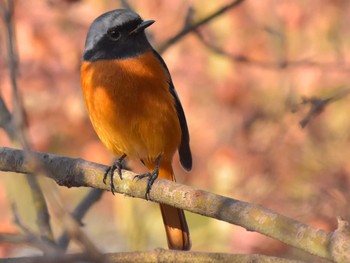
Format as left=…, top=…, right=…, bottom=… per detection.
left=107, top=29, right=121, bottom=41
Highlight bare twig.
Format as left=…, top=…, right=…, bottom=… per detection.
left=295, top=88, right=350, bottom=128
left=157, top=0, right=245, bottom=54
left=11, top=205, right=61, bottom=255
left=57, top=188, right=104, bottom=251
left=118, top=0, right=132, bottom=10
left=1, top=0, right=26, bottom=147
left=1, top=0, right=54, bottom=242
left=0, top=146, right=343, bottom=261
left=0, top=233, right=60, bottom=255
left=184, top=5, right=195, bottom=30
left=195, top=29, right=350, bottom=71
left=0, top=233, right=30, bottom=244
left=1, top=2, right=108, bottom=257
left=0, top=96, right=15, bottom=140
left=43, top=183, right=105, bottom=262
left=11, top=226, right=58, bottom=255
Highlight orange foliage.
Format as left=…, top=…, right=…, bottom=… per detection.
left=1, top=0, right=350, bottom=260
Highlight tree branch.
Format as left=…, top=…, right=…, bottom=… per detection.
left=0, top=248, right=304, bottom=263
left=293, top=88, right=350, bottom=128
left=0, top=233, right=61, bottom=256
left=0, top=146, right=345, bottom=261
left=157, top=0, right=245, bottom=54
left=1, top=0, right=54, bottom=242
left=1, top=2, right=101, bottom=253
left=11, top=207, right=62, bottom=255
left=0, top=96, right=15, bottom=140
left=57, top=188, right=104, bottom=250
left=194, top=29, right=350, bottom=71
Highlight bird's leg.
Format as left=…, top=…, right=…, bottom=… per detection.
left=104, top=154, right=127, bottom=195
left=134, top=155, right=161, bottom=200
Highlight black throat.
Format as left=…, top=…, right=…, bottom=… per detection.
left=83, top=32, right=152, bottom=61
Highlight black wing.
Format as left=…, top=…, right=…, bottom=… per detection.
left=152, top=50, right=192, bottom=171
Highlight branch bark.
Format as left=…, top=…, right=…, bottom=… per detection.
left=0, top=248, right=304, bottom=263
left=0, top=147, right=345, bottom=261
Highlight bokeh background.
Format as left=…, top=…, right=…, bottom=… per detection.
left=1, top=0, right=350, bottom=261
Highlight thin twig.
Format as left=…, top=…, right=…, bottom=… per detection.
left=43, top=183, right=105, bottom=262
left=1, top=1, right=107, bottom=256
left=195, top=29, right=350, bottom=71
left=1, top=0, right=54, bottom=242
left=0, top=96, right=15, bottom=140
left=11, top=205, right=62, bottom=255
left=295, top=88, right=350, bottom=128
left=57, top=188, right=104, bottom=251
left=0, top=233, right=61, bottom=256
left=2, top=0, right=26, bottom=147
left=157, top=0, right=245, bottom=54
left=118, top=0, right=132, bottom=10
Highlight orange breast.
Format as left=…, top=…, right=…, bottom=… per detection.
left=80, top=51, right=181, bottom=163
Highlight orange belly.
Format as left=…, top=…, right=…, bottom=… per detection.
left=80, top=51, right=181, bottom=163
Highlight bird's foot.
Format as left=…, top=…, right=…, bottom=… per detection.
left=134, top=156, right=161, bottom=200
left=103, top=154, right=126, bottom=195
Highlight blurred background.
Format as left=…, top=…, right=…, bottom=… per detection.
left=1, top=0, right=350, bottom=261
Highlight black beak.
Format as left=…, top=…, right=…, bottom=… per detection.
left=129, top=20, right=155, bottom=35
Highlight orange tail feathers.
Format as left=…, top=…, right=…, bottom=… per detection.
left=146, top=160, right=191, bottom=250
left=160, top=203, right=190, bottom=250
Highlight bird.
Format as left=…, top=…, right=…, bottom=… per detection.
left=80, top=9, right=192, bottom=250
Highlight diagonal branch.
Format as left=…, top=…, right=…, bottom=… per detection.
left=0, top=146, right=344, bottom=261
left=296, top=88, right=350, bottom=128
left=57, top=188, right=104, bottom=250
left=157, top=0, right=245, bottom=54
left=11, top=205, right=62, bottom=255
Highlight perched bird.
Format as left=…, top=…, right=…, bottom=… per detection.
left=81, top=9, right=192, bottom=250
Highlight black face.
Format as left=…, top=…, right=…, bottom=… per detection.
left=83, top=9, right=155, bottom=61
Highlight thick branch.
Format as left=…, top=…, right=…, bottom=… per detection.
left=0, top=147, right=340, bottom=261
left=0, top=248, right=304, bottom=263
